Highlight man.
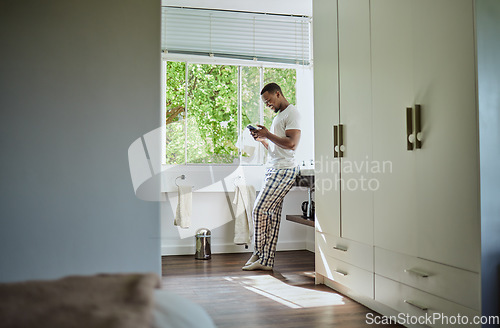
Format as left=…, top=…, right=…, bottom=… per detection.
left=243, top=82, right=301, bottom=271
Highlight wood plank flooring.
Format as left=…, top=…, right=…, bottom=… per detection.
left=161, top=250, right=402, bottom=328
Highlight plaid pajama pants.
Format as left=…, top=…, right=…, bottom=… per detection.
left=252, top=166, right=299, bottom=267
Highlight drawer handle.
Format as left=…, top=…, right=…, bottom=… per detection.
left=404, top=299, right=428, bottom=311
left=406, top=107, right=414, bottom=151
left=415, top=104, right=422, bottom=149
left=404, top=268, right=430, bottom=278
left=333, top=245, right=348, bottom=252
left=338, top=124, right=345, bottom=158
left=334, top=270, right=348, bottom=277
left=333, top=125, right=339, bottom=158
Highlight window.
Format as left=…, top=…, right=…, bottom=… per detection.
left=164, top=61, right=296, bottom=165
left=162, top=7, right=311, bottom=65
left=161, top=6, right=309, bottom=166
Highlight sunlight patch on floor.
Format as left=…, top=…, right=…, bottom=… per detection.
left=224, top=274, right=345, bottom=309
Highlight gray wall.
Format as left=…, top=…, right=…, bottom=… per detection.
left=0, top=0, right=161, bottom=282
left=476, top=0, right=500, bottom=324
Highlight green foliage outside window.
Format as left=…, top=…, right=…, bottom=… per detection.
left=165, top=61, right=296, bottom=165
left=187, top=64, right=238, bottom=164
left=264, top=67, right=297, bottom=128
left=165, top=61, right=186, bottom=164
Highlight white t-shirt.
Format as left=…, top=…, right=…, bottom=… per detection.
left=267, top=104, right=301, bottom=169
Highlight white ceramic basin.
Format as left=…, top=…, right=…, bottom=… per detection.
left=299, top=168, right=315, bottom=176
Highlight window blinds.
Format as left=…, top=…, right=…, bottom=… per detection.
left=161, top=7, right=311, bottom=65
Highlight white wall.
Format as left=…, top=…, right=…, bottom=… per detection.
left=161, top=189, right=314, bottom=255
left=295, top=66, right=315, bottom=168
left=0, top=0, right=161, bottom=282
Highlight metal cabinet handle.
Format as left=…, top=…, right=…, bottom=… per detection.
left=406, top=107, right=414, bottom=151
left=415, top=104, right=422, bottom=149
left=334, top=269, right=348, bottom=276
left=404, top=268, right=430, bottom=278
left=338, top=124, right=345, bottom=157
left=404, top=300, right=428, bottom=311
left=333, top=125, right=339, bottom=158
left=333, top=245, right=348, bottom=252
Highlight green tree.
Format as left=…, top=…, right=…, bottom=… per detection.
left=165, top=61, right=186, bottom=164
left=165, top=62, right=296, bottom=165
left=263, top=67, right=297, bottom=127
left=187, top=64, right=238, bottom=164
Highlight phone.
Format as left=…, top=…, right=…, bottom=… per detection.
left=247, top=124, right=257, bottom=131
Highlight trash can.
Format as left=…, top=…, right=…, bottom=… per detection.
left=195, top=228, right=211, bottom=260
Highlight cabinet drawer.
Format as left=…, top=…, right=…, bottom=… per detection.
left=375, top=275, right=480, bottom=328
left=316, top=231, right=373, bottom=271
left=316, top=252, right=373, bottom=299
left=375, top=247, right=480, bottom=310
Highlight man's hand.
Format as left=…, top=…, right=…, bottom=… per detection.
left=251, top=125, right=269, bottom=141
left=250, top=126, right=269, bottom=149
left=251, top=125, right=300, bottom=151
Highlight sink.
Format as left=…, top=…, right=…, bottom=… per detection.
left=299, top=168, right=315, bottom=176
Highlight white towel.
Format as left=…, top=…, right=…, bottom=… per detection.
left=174, top=185, right=192, bottom=229
left=232, top=184, right=255, bottom=245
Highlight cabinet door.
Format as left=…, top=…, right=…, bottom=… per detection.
left=412, top=0, right=480, bottom=272
left=338, top=0, right=373, bottom=245
left=313, top=0, right=340, bottom=236
left=371, top=0, right=418, bottom=255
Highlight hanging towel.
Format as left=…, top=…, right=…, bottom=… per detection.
left=174, top=185, right=192, bottom=229
left=232, top=184, right=256, bottom=245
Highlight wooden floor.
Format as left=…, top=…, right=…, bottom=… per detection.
left=161, top=250, right=402, bottom=328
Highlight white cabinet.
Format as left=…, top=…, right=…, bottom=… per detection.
left=316, top=252, right=374, bottom=300
left=337, top=0, right=373, bottom=245
left=317, top=231, right=373, bottom=272
left=375, top=247, right=480, bottom=311
left=314, top=0, right=374, bottom=244
left=313, top=0, right=494, bottom=323
left=411, top=0, right=480, bottom=273
left=371, top=0, right=480, bottom=272
left=371, top=0, right=419, bottom=257
left=313, top=0, right=340, bottom=237
left=313, top=0, right=374, bottom=299
left=375, top=275, right=480, bottom=328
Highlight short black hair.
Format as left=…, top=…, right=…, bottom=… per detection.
left=261, top=82, right=283, bottom=96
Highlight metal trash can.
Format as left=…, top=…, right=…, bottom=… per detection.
left=195, top=228, right=211, bottom=260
